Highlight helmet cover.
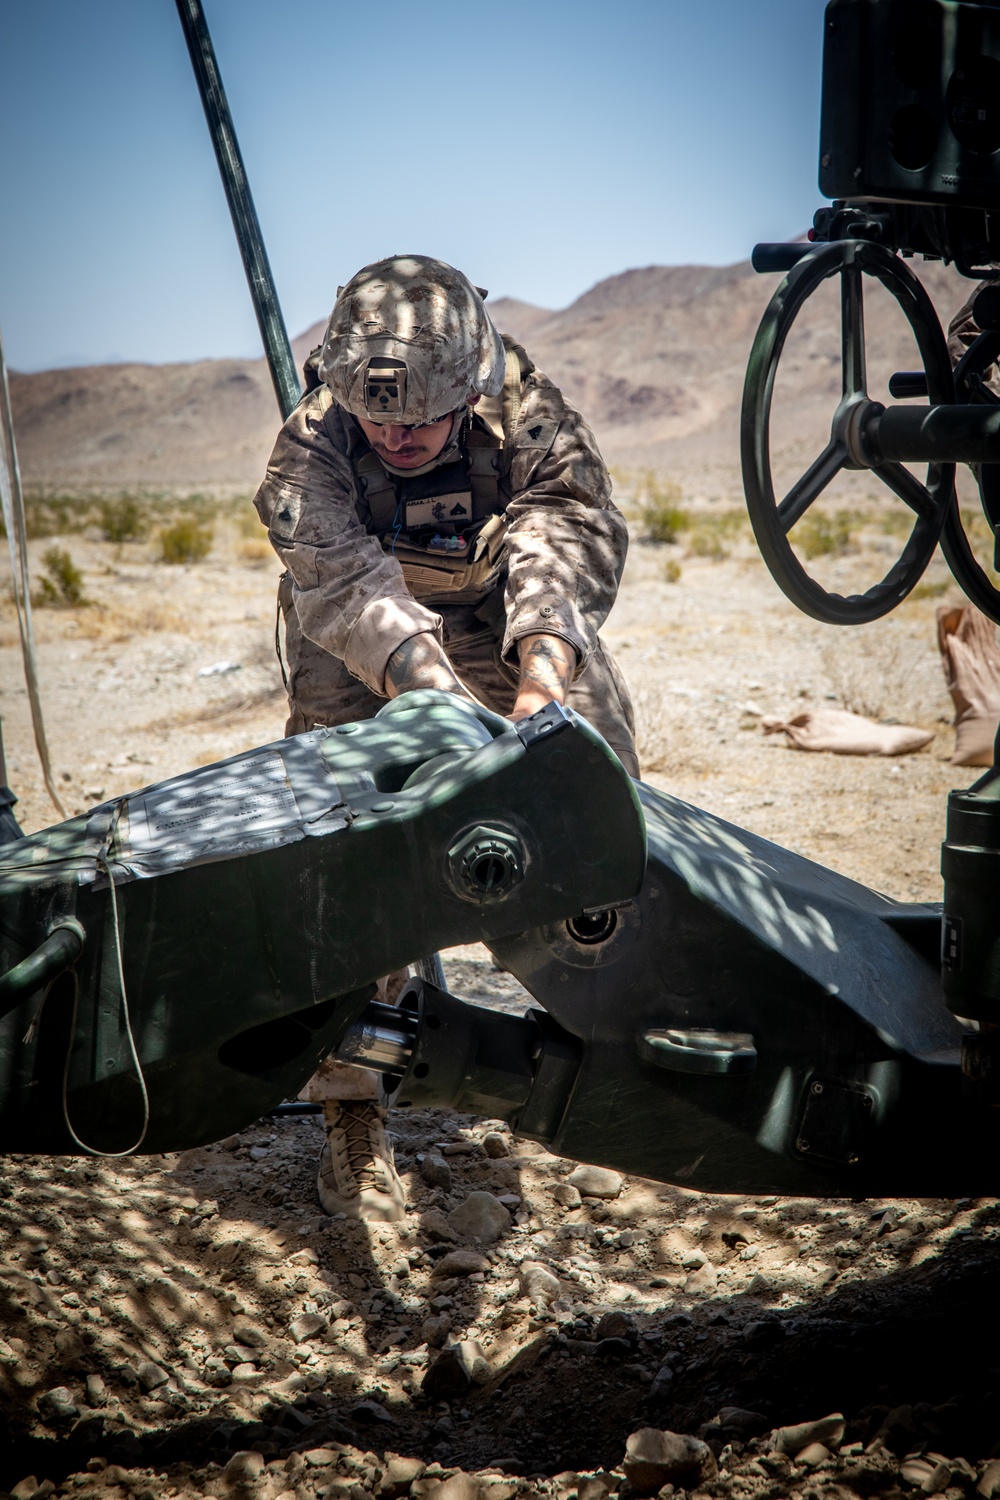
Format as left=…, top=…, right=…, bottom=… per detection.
left=318, top=255, right=506, bottom=425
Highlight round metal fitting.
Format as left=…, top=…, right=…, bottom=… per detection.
left=447, top=825, right=525, bottom=903
left=565, top=909, right=619, bottom=946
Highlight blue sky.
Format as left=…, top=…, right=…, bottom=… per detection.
left=0, top=0, right=827, bottom=371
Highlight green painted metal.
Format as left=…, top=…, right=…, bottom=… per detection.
left=0, top=694, right=645, bottom=1156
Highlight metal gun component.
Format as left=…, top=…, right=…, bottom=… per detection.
left=0, top=694, right=644, bottom=1155
left=743, top=0, right=1000, bottom=627
left=359, top=780, right=996, bottom=1198
left=335, top=1001, right=418, bottom=1075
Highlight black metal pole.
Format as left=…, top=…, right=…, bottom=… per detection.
left=174, top=0, right=301, bottom=420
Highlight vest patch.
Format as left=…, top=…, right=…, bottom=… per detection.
left=404, top=492, right=473, bottom=529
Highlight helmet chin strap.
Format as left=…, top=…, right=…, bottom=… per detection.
left=374, top=409, right=467, bottom=479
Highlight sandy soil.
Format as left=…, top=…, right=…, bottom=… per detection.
left=0, top=510, right=998, bottom=1500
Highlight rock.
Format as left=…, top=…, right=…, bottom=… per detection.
left=421, top=1312, right=453, bottom=1348
left=483, top=1132, right=511, bottom=1158
left=519, top=1261, right=561, bottom=1304
left=567, top=1165, right=623, bottom=1199
left=352, top=1399, right=396, bottom=1425
left=421, top=1340, right=490, bottom=1399
left=978, top=1459, right=1000, bottom=1498
left=900, top=1459, right=937, bottom=1488
left=421, top=1153, right=453, bottom=1190
left=54, top=1329, right=86, bottom=1369
left=431, top=1250, right=490, bottom=1278
left=421, top=1209, right=460, bottom=1244
left=649, top=1364, right=674, bottom=1399
left=231, top=1319, right=268, bottom=1350
left=578, top=1483, right=610, bottom=1500
left=796, top=1443, right=831, bottom=1467
left=447, top=1191, right=512, bottom=1244
left=771, top=1412, right=845, bottom=1456
left=224, top=1450, right=265, bottom=1486
left=595, top=1311, right=637, bottom=1342
left=596, top=1338, right=633, bottom=1359
left=289, top=1313, right=328, bottom=1343
left=412, top=1472, right=482, bottom=1500
left=289, top=1248, right=319, bottom=1267
left=683, top=1262, right=718, bottom=1295
left=380, top=1453, right=427, bottom=1496
left=136, top=1361, right=169, bottom=1392
left=552, top=1183, right=583, bottom=1210
left=85, top=1374, right=107, bottom=1407
left=681, top=1249, right=707, bottom=1270
left=302, top=1448, right=339, bottom=1466
left=11, top=1480, right=41, bottom=1500
left=37, top=1386, right=78, bottom=1423
left=623, top=1428, right=717, bottom=1495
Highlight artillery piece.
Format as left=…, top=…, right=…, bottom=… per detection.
left=4, top=0, right=1000, bottom=1202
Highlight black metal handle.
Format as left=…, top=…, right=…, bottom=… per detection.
left=751, top=243, right=817, bottom=273
left=0, top=921, right=85, bottom=1011
left=888, top=370, right=929, bottom=399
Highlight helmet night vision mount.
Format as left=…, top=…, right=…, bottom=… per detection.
left=744, top=0, right=1000, bottom=630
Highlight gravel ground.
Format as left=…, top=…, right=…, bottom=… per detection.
left=0, top=513, right=998, bottom=1498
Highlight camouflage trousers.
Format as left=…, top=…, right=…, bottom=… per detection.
left=278, top=574, right=640, bottom=778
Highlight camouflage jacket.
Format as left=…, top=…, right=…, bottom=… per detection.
left=253, top=361, right=627, bottom=696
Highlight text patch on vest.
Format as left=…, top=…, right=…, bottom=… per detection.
left=404, top=492, right=473, bottom=530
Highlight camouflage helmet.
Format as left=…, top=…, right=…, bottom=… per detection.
left=318, top=255, right=506, bottom=425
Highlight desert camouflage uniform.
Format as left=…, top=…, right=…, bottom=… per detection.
left=948, top=280, right=1000, bottom=397
left=254, top=354, right=639, bottom=776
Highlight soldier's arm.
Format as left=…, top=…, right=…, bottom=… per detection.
left=254, top=392, right=450, bottom=697
left=384, top=634, right=481, bottom=703
left=509, top=633, right=576, bottom=722
left=499, top=373, right=628, bottom=681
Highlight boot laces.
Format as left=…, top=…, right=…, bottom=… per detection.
left=336, top=1102, right=386, bottom=1191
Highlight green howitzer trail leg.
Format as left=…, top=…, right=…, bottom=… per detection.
left=0, top=695, right=644, bottom=1155
left=338, top=783, right=1000, bottom=1199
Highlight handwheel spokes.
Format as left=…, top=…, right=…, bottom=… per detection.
left=841, top=258, right=867, bottom=399
left=873, top=462, right=937, bottom=521
left=777, top=440, right=846, bottom=533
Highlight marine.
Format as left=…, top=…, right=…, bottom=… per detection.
left=254, top=254, right=638, bottom=1221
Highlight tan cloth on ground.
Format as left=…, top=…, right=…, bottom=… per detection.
left=936, top=604, right=1000, bottom=766
left=762, top=707, right=933, bottom=756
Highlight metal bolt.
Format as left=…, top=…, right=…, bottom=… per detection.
left=847, top=1153, right=860, bottom=1165
left=796, top=1137, right=810, bottom=1153
left=811, top=1081, right=824, bottom=1096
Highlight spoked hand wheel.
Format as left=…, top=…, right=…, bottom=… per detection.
left=940, top=321, right=1000, bottom=624
left=742, top=239, right=956, bottom=625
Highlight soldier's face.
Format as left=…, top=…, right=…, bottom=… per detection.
left=357, top=411, right=456, bottom=469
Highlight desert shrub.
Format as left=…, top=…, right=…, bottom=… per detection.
left=99, top=496, right=147, bottom=545
left=1, top=496, right=92, bottom=540
left=239, top=538, right=272, bottom=564
left=640, top=481, right=690, bottom=544
left=687, top=527, right=728, bottom=560
left=909, top=578, right=949, bottom=600
left=663, top=558, right=682, bottom=583
left=796, top=510, right=853, bottom=559
left=159, top=517, right=213, bottom=564
left=235, top=506, right=266, bottom=539
left=33, top=546, right=89, bottom=607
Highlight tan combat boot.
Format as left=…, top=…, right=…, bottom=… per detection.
left=317, top=1100, right=405, bottom=1223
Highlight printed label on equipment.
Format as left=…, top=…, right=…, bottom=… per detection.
left=123, top=752, right=300, bottom=868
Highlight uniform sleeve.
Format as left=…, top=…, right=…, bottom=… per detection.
left=253, top=392, right=442, bottom=696
left=499, top=374, right=628, bottom=673
left=948, top=280, right=1000, bottom=396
